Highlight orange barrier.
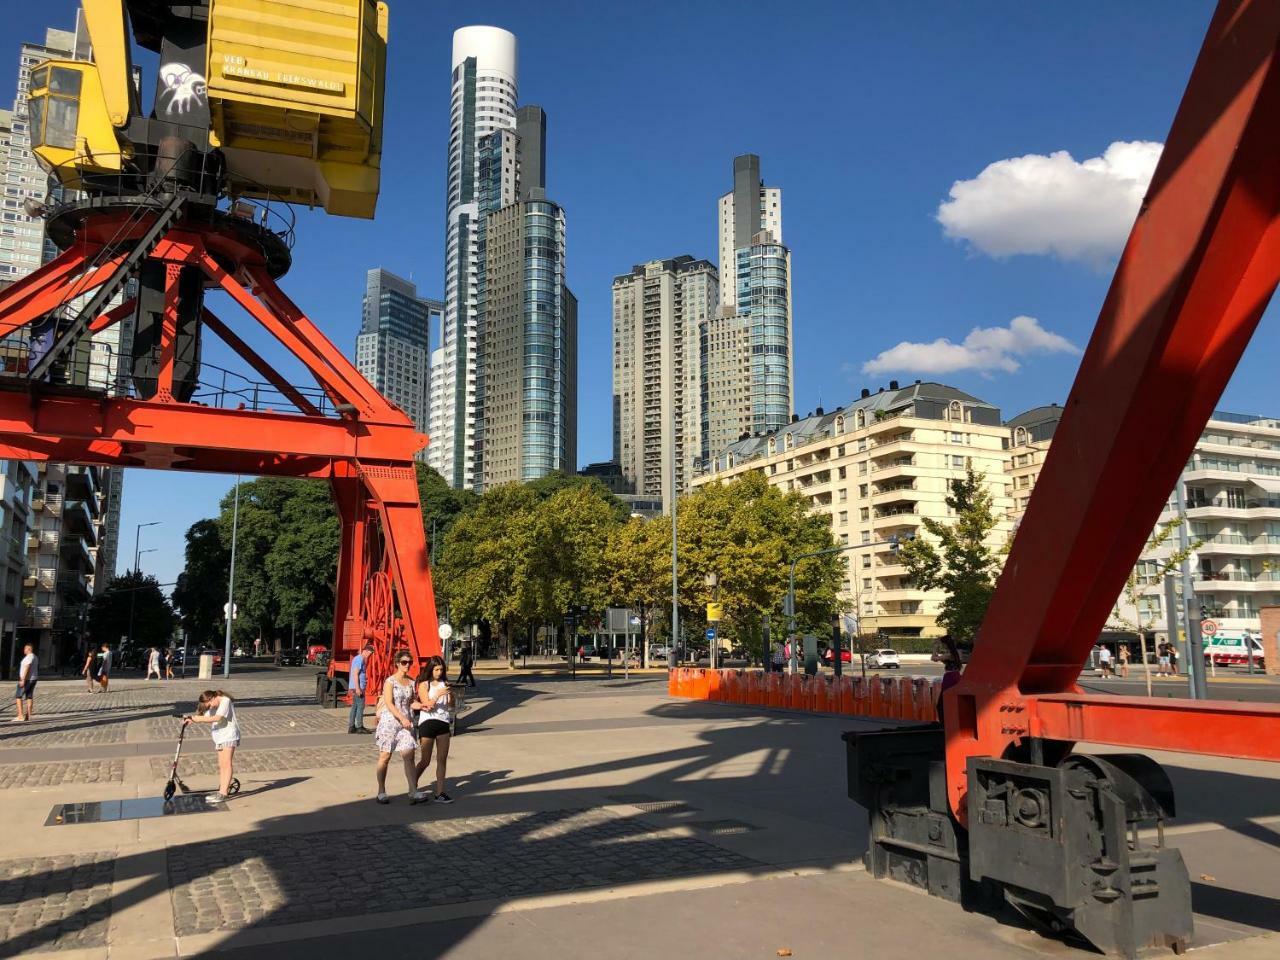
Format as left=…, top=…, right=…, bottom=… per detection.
left=668, top=669, right=936, bottom=724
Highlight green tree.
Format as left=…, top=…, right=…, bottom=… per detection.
left=675, top=472, right=843, bottom=659
left=417, top=462, right=478, bottom=557
left=898, top=467, right=1001, bottom=646
left=172, top=519, right=229, bottom=645
left=88, top=571, right=176, bottom=652
left=266, top=480, right=340, bottom=648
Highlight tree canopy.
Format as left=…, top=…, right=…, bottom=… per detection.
left=898, top=467, right=1001, bottom=646
left=172, top=519, right=229, bottom=645
left=89, top=571, right=176, bottom=651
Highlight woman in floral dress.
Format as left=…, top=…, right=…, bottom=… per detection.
left=373, top=651, right=422, bottom=804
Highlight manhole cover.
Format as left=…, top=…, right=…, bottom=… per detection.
left=46, top=795, right=226, bottom=825
left=687, top=819, right=760, bottom=835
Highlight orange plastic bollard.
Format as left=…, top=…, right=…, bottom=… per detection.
left=767, top=671, right=783, bottom=708
left=668, top=669, right=677, bottom=696
left=677, top=667, right=691, bottom=698
left=707, top=669, right=722, bottom=701
left=911, top=677, right=930, bottom=721
left=835, top=676, right=853, bottom=714
left=746, top=671, right=762, bottom=706
left=868, top=676, right=883, bottom=716
left=850, top=676, right=865, bottom=716
left=812, top=676, right=830, bottom=713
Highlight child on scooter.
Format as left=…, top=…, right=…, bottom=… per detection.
left=185, top=689, right=240, bottom=803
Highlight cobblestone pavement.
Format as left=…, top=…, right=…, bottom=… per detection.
left=144, top=710, right=349, bottom=741
left=0, top=852, right=114, bottom=957
left=0, top=760, right=124, bottom=791
left=167, top=808, right=760, bottom=935
left=149, top=745, right=370, bottom=780
left=0, top=725, right=129, bottom=750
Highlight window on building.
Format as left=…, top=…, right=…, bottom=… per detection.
left=859, top=508, right=869, bottom=521
left=952, top=455, right=965, bottom=468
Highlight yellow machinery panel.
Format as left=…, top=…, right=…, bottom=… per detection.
left=28, top=60, right=123, bottom=190
left=206, top=0, right=388, bottom=218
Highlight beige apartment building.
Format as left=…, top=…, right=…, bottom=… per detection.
left=695, top=381, right=1014, bottom=640
left=1004, top=405, right=1063, bottom=524
left=612, top=256, right=718, bottom=512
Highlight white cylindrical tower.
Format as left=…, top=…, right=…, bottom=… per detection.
left=432, top=26, right=518, bottom=489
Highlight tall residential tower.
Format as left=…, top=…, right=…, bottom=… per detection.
left=707, top=153, right=793, bottom=448
left=612, top=257, right=718, bottom=512
left=355, top=268, right=442, bottom=448
left=431, top=27, right=519, bottom=490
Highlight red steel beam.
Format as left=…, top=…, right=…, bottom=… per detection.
left=0, top=392, right=426, bottom=465
left=199, top=308, right=321, bottom=417
left=945, top=0, right=1280, bottom=822
left=1032, top=694, right=1280, bottom=763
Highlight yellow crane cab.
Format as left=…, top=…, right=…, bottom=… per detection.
left=27, top=59, right=123, bottom=191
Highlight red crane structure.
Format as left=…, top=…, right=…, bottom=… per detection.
left=847, top=2, right=1280, bottom=956
left=0, top=202, right=440, bottom=699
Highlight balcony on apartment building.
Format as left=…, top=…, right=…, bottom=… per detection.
left=870, top=480, right=917, bottom=505
left=57, top=570, right=91, bottom=600
left=64, top=465, right=98, bottom=501
left=866, top=431, right=916, bottom=457
left=870, top=455, right=919, bottom=477
left=873, top=498, right=918, bottom=521
left=21, top=604, right=54, bottom=629
left=1192, top=568, right=1280, bottom=591
left=794, top=469, right=832, bottom=489
left=1194, top=533, right=1280, bottom=554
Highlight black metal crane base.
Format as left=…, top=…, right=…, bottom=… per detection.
left=845, top=728, right=1194, bottom=958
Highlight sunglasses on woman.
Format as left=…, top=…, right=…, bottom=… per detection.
left=397, top=659, right=412, bottom=666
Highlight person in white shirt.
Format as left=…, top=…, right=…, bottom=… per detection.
left=146, top=647, right=161, bottom=680
left=411, top=658, right=455, bottom=804
left=1098, top=645, right=1114, bottom=679
left=185, top=689, right=240, bottom=803
left=12, top=643, right=37, bottom=722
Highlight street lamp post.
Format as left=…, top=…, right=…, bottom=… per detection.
left=223, top=477, right=241, bottom=679
left=669, top=416, right=678, bottom=672
left=127, top=521, right=161, bottom=652
left=787, top=537, right=904, bottom=675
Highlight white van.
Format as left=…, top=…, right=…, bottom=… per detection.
left=1203, top=630, right=1266, bottom=669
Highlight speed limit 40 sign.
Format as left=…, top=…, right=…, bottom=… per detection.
left=1201, top=619, right=1218, bottom=637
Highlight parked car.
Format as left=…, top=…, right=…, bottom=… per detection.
left=278, top=648, right=303, bottom=667
left=649, top=645, right=669, bottom=661
left=822, top=647, right=854, bottom=664
left=195, top=647, right=224, bottom=669
left=866, top=648, right=901, bottom=669
left=306, top=644, right=328, bottom=664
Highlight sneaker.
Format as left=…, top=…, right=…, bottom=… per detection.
left=409, top=790, right=431, bottom=805
left=375, top=793, right=390, bottom=805
left=206, top=793, right=227, bottom=804
left=433, top=792, right=455, bottom=804
left=9, top=717, right=25, bottom=723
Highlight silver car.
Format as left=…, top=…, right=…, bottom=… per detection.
left=866, top=648, right=901, bottom=669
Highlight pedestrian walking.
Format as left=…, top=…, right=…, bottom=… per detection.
left=373, top=650, right=420, bottom=804
left=458, top=642, right=476, bottom=688
left=12, top=643, right=38, bottom=722
left=1169, top=643, right=1180, bottom=675
left=1098, top=644, right=1114, bottom=678
left=348, top=642, right=372, bottom=734
left=165, top=647, right=175, bottom=680
left=1118, top=644, right=1131, bottom=679
left=412, top=657, right=455, bottom=804
left=97, top=644, right=112, bottom=692
left=82, top=647, right=97, bottom=693
left=146, top=647, right=161, bottom=680
left=1157, top=642, right=1171, bottom=677
left=185, top=690, right=240, bottom=803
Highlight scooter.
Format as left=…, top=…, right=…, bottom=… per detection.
left=163, top=719, right=240, bottom=802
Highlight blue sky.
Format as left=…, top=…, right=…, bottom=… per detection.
left=14, top=0, right=1270, bottom=585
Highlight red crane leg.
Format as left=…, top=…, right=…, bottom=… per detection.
left=946, top=0, right=1280, bottom=822
left=0, top=247, right=87, bottom=319
left=155, top=263, right=182, bottom=400
left=0, top=254, right=125, bottom=337
left=361, top=462, right=440, bottom=664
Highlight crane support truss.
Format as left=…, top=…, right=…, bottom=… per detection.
left=0, top=209, right=439, bottom=699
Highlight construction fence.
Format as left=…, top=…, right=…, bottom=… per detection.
left=668, top=667, right=941, bottom=723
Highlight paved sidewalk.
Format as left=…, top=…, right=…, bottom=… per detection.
left=0, top=672, right=1276, bottom=958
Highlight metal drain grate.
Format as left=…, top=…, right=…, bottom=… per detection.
left=607, top=794, right=701, bottom=815
left=687, top=819, right=760, bottom=836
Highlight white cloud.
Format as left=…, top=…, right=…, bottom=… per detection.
left=936, top=141, right=1162, bottom=264
left=862, top=315, right=1079, bottom=376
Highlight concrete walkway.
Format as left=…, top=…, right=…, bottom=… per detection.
left=0, top=671, right=1276, bottom=958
